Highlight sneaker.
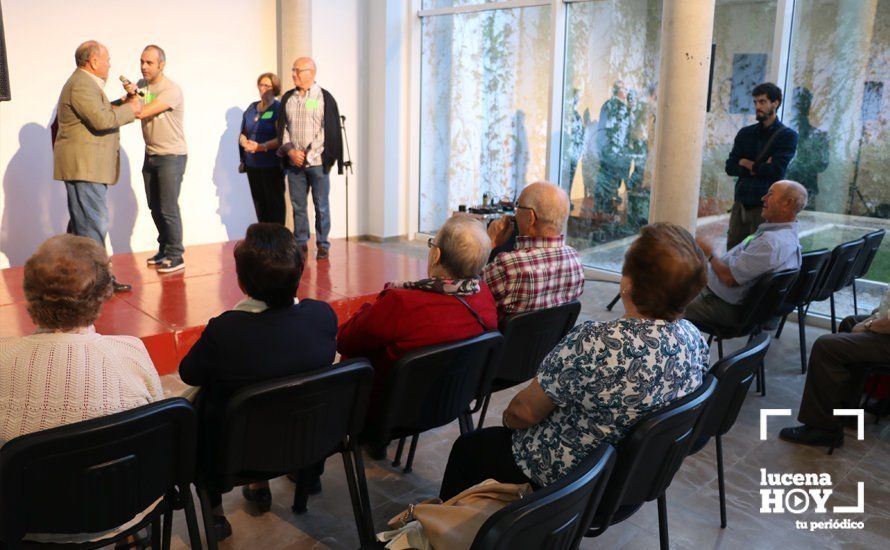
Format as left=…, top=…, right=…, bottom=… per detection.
left=146, top=252, right=166, bottom=266
left=157, top=257, right=185, bottom=274
left=779, top=425, right=844, bottom=449
left=316, top=247, right=329, bottom=261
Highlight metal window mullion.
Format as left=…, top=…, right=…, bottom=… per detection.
left=418, top=0, right=550, bottom=18
left=772, top=0, right=795, bottom=121
left=544, top=0, right=568, bottom=183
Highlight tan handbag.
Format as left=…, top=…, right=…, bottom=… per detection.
left=380, top=479, right=532, bottom=550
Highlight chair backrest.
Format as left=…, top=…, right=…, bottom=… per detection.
left=850, top=229, right=886, bottom=282
left=778, top=249, right=830, bottom=313
left=495, top=301, right=581, bottom=387
left=471, top=444, right=616, bottom=550
left=0, top=398, right=196, bottom=543
left=376, top=331, right=503, bottom=443
left=691, top=334, right=771, bottom=452
left=214, top=360, right=373, bottom=489
left=810, top=238, right=865, bottom=302
left=737, top=267, right=799, bottom=333
left=591, top=376, right=717, bottom=532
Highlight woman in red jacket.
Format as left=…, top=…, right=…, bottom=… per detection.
left=338, top=215, right=498, bottom=458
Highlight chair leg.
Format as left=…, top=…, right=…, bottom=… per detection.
left=606, top=291, right=621, bottom=311
left=404, top=433, right=420, bottom=474
left=197, top=485, right=219, bottom=550
left=657, top=494, right=670, bottom=550
left=181, top=487, right=203, bottom=550
left=716, top=435, right=727, bottom=529
left=775, top=314, right=788, bottom=339
left=798, top=306, right=808, bottom=374
left=342, top=441, right=373, bottom=547
left=717, top=338, right=724, bottom=359
left=758, top=358, right=766, bottom=397
left=476, top=393, right=492, bottom=430
left=161, top=508, right=173, bottom=550
left=707, top=334, right=714, bottom=347
left=151, top=515, right=162, bottom=550
left=830, top=294, right=837, bottom=333
left=352, top=438, right=376, bottom=540
left=852, top=279, right=858, bottom=316
left=392, top=436, right=406, bottom=467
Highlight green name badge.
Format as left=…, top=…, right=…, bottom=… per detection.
left=260, top=110, right=274, bottom=120
left=143, top=92, right=156, bottom=104
left=305, top=98, right=319, bottom=110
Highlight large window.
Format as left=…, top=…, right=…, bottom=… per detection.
left=418, top=4, right=552, bottom=233
left=416, top=0, right=889, bottom=305
left=560, top=0, right=662, bottom=271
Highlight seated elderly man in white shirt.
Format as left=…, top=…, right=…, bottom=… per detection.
left=685, top=180, right=807, bottom=332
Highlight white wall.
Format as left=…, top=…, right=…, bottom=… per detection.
left=0, top=0, right=278, bottom=267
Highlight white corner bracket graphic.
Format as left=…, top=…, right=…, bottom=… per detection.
left=834, top=482, right=865, bottom=514
left=760, top=409, right=792, bottom=440
left=833, top=409, right=865, bottom=440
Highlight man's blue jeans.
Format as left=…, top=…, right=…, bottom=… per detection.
left=287, top=165, right=330, bottom=249
left=143, top=154, right=187, bottom=259
left=65, top=180, right=108, bottom=247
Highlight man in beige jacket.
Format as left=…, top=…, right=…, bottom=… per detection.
left=53, top=40, right=141, bottom=291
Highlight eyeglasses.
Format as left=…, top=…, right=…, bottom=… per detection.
left=514, top=204, right=536, bottom=218
left=427, top=238, right=437, bottom=249
left=291, top=67, right=313, bottom=74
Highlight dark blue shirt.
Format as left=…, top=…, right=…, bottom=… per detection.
left=725, top=119, right=798, bottom=207
left=240, top=100, right=281, bottom=168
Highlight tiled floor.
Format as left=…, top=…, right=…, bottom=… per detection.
left=156, top=239, right=889, bottom=549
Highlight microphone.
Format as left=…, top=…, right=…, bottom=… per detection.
left=119, top=75, right=145, bottom=97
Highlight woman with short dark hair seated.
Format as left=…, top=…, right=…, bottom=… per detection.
left=439, top=222, right=710, bottom=499
left=0, top=234, right=163, bottom=544
left=179, top=223, right=337, bottom=541
left=337, top=215, right=498, bottom=457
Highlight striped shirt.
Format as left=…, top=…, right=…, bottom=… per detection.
left=483, top=236, right=585, bottom=317
left=281, top=84, right=325, bottom=166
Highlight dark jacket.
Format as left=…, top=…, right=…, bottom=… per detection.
left=179, top=299, right=338, bottom=469
left=276, top=87, right=344, bottom=175
left=725, top=119, right=798, bottom=207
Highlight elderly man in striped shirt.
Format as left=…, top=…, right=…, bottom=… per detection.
left=484, top=181, right=585, bottom=319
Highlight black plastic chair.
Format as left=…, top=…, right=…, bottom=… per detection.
left=476, top=301, right=581, bottom=428
left=688, top=334, right=771, bottom=528
left=806, top=238, right=865, bottom=333
left=195, top=360, right=375, bottom=550
left=846, top=229, right=885, bottom=315
left=0, top=398, right=201, bottom=550
left=774, top=249, right=830, bottom=373
left=470, top=443, right=616, bottom=550
left=692, top=267, right=797, bottom=396
left=585, top=376, right=717, bottom=550
left=374, top=331, right=504, bottom=473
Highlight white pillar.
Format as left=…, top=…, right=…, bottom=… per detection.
left=649, top=0, right=716, bottom=233
left=278, top=0, right=313, bottom=82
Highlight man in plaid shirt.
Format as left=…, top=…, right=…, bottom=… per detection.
left=483, top=182, right=584, bottom=318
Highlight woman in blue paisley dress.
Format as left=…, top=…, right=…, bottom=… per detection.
left=440, top=222, right=711, bottom=498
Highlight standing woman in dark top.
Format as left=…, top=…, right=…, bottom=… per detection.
left=239, top=72, right=285, bottom=224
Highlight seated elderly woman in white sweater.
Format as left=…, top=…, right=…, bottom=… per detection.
left=0, top=234, right=163, bottom=544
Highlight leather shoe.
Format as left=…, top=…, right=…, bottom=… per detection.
left=111, top=277, right=132, bottom=293
left=779, top=425, right=843, bottom=449
left=241, top=485, right=272, bottom=513
left=212, top=514, right=232, bottom=541
left=316, top=247, right=329, bottom=261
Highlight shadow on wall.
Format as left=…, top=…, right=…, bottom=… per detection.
left=108, top=147, right=138, bottom=254
left=0, top=122, right=67, bottom=267
left=214, top=106, right=254, bottom=240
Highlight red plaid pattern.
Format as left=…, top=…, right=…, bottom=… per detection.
left=483, top=236, right=584, bottom=316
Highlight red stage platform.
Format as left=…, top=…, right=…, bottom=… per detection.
left=0, top=239, right=426, bottom=375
